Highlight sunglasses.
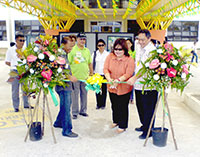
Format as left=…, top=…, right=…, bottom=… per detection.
left=80, top=38, right=86, bottom=40
left=19, top=39, right=25, bottom=42
left=114, top=48, right=123, bottom=51
left=98, top=44, right=104, bottom=47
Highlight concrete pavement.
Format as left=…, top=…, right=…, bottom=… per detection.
left=0, top=60, right=200, bottom=157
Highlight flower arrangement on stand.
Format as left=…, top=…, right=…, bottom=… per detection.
left=16, top=35, right=69, bottom=96
left=15, top=35, right=69, bottom=143
left=139, top=43, right=193, bottom=149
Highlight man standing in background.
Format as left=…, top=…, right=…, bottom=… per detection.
left=5, top=34, right=32, bottom=112
left=68, top=32, right=93, bottom=119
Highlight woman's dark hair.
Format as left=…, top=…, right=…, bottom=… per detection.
left=97, top=39, right=106, bottom=45
left=126, top=38, right=134, bottom=51
left=112, top=38, right=129, bottom=57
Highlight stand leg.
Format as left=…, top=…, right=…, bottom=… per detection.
left=165, top=97, right=178, bottom=150
left=42, top=92, right=45, bottom=136
left=45, top=95, right=57, bottom=144
left=144, top=94, right=161, bottom=147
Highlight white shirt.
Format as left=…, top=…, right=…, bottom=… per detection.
left=135, top=42, right=156, bottom=90
left=92, top=50, right=109, bottom=75
left=5, top=45, right=21, bottom=70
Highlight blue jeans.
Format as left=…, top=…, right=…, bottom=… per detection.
left=54, top=90, right=72, bottom=135
left=191, top=52, right=198, bottom=63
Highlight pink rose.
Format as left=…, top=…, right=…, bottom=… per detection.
left=44, top=40, right=49, bottom=46
left=167, top=67, right=177, bottom=77
left=27, top=55, right=37, bottom=62
left=43, top=51, right=51, bottom=57
left=182, top=65, right=189, bottom=75
left=164, top=43, right=173, bottom=51
left=56, top=57, right=66, bottom=65
left=149, top=59, right=160, bottom=69
left=41, top=69, right=52, bottom=81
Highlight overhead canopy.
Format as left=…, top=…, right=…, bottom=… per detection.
left=0, top=0, right=199, bottom=31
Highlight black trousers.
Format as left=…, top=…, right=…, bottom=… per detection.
left=135, top=90, right=158, bottom=135
left=96, top=76, right=107, bottom=108
left=109, top=92, right=131, bottom=129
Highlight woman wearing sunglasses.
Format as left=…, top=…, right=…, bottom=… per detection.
left=104, top=38, right=135, bottom=133
left=92, top=39, right=109, bottom=110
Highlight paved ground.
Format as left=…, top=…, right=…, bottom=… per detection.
left=0, top=60, right=200, bottom=157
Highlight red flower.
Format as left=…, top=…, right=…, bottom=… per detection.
left=44, top=40, right=49, bottom=46
left=41, top=69, right=52, bottom=81
left=27, top=55, right=37, bottom=62
left=43, top=51, right=51, bottom=57
left=167, top=67, right=177, bottom=77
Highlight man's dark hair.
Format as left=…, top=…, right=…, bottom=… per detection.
left=10, top=42, right=15, bottom=47
left=138, top=29, right=151, bottom=39
left=97, top=39, right=106, bottom=45
left=15, top=34, right=25, bottom=40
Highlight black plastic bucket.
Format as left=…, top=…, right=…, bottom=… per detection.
left=29, top=122, right=42, bottom=141
left=152, top=127, right=168, bottom=147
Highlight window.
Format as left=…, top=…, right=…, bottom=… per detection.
left=0, top=21, right=7, bottom=41
left=167, top=21, right=199, bottom=42
left=15, top=20, right=45, bottom=36
left=90, top=21, right=122, bottom=32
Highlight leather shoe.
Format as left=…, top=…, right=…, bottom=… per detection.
left=135, top=127, right=143, bottom=132
left=72, top=115, right=77, bottom=119
left=53, top=123, right=62, bottom=128
left=139, top=133, right=152, bottom=140
left=24, top=106, right=34, bottom=109
left=116, top=128, right=126, bottom=134
left=14, top=108, right=19, bottom=112
left=96, top=107, right=101, bottom=110
left=79, top=113, right=88, bottom=117
left=63, top=132, right=78, bottom=138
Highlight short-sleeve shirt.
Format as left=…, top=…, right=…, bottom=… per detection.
left=5, top=45, right=21, bottom=70
left=68, top=45, right=92, bottom=80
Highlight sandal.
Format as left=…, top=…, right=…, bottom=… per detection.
left=110, top=123, right=118, bottom=128
left=116, top=128, right=126, bottom=133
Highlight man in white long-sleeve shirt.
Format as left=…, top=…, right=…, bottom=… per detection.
left=127, top=29, right=158, bottom=139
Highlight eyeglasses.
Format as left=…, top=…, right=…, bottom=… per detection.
left=98, top=44, right=104, bottom=47
left=114, top=48, right=123, bottom=51
left=19, top=39, right=25, bottom=42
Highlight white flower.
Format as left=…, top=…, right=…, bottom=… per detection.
left=172, top=60, right=178, bottom=66
left=157, top=49, right=163, bottom=54
left=161, top=63, right=167, bottom=69
left=145, top=62, right=149, bottom=67
left=181, top=73, right=186, bottom=79
left=38, top=53, right=45, bottom=60
left=153, top=74, right=160, bottom=81
left=33, top=47, right=39, bottom=52
left=22, top=59, right=27, bottom=64
left=30, top=68, right=34, bottom=74
left=58, top=48, right=62, bottom=53
left=43, top=83, right=48, bottom=88
left=49, top=55, right=55, bottom=61
left=57, top=67, right=62, bottom=73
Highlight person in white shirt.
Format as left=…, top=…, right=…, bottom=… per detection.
left=92, top=39, right=109, bottom=109
left=5, top=34, right=32, bottom=112
left=191, top=41, right=198, bottom=63
left=127, top=29, right=158, bottom=139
